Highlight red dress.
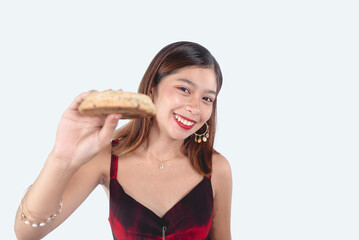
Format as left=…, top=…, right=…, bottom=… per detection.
left=108, top=142, right=213, bottom=240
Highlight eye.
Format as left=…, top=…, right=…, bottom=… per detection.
left=203, top=96, right=214, bottom=103
left=178, top=87, right=190, bottom=93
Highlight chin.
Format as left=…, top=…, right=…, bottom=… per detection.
left=169, top=130, right=192, bottom=142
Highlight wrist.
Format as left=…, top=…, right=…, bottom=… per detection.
left=49, top=149, right=79, bottom=174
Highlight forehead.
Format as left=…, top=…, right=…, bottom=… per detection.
left=162, top=66, right=217, bottom=91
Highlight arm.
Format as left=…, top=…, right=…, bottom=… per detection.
left=14, top=147, right=110, bottom=240
left=210, top=154, right=233, bottom=240
left=14, top=91, right=121, bottom=240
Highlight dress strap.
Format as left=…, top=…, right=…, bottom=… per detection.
left=110, top=154, right=118, bottom=179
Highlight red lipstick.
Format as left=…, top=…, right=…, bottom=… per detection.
left=173, top=113, right=196, bottom=130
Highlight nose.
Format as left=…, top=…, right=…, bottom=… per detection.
left=185, top=99, right=200, bottom=115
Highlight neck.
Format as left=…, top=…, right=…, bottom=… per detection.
left=143, top=125, right=184, bottom=161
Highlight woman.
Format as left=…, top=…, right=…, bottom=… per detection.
left=14, top=41, right=232, bottom=239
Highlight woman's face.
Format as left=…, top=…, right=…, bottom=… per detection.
left=153, top=66, right=217, bottom=141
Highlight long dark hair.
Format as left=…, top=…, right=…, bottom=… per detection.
left=113, top=41, right=223, bottom=176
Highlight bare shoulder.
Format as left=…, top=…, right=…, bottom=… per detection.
left=212, top=153, right=231, bottom=174
left=210, top=152, right=233, bottom=239
left=211, top=153, right=232, bottom=199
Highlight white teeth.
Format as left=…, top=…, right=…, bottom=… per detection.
left=174, top=114, right=195, bottom=126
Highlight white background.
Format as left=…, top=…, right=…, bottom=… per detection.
left=1, top=0, right=358, bottom=239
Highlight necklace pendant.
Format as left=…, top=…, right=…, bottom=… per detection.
left=159, top=162, right=164, bottom=170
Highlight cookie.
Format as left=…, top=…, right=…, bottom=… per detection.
left=78, top=90, right=156, bottom=118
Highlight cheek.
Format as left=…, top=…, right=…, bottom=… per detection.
left=154, top=91, right=181, bottom=117
left=162, top=90, right=183, bottom=108
left=170, top=94, right=183, bottom=106
left=202, top=105, right=214, bottom=121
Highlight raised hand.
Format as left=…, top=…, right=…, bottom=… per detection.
left=52, top=91, right=121, bottom=169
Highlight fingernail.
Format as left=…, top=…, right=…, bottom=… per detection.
left=112, top=114, right=121, bottom=122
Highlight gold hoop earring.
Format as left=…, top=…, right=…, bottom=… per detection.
left=194, top=122, right=209, bottom=143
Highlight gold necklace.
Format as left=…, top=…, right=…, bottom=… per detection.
left=147, top=150, right=181, bottom=170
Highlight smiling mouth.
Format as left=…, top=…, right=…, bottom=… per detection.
left=173, top=113, right=196, bottom=130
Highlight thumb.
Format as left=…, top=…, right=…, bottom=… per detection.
left=98, top=114, right=122, bottom=146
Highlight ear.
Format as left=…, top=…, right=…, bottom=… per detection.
left=150, top=87, right=157, bottom=100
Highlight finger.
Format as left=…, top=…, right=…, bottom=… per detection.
left=77, top=115, right=106, bottom=127
left=68, top=90, right=96, bottom=111
left=98, top=114, right=122, bottom=146
left=89, top=116, right=107, bottom=127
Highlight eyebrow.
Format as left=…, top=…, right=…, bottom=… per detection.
left=177, top=78, right=217, bottom=96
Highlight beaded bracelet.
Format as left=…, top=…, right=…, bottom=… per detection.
left=20, top=185, right=63, bottom=228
